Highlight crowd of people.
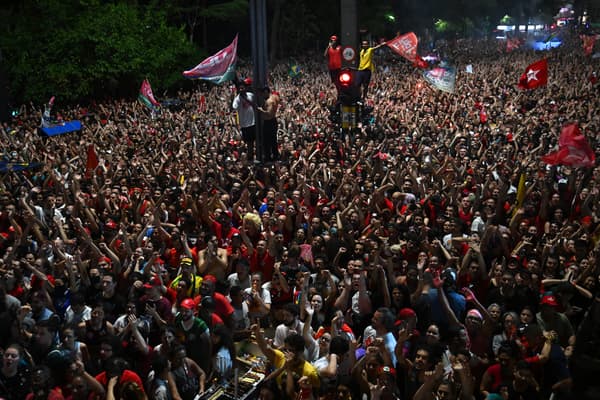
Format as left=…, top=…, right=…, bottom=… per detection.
left=0, top=27, right=599, bottom=400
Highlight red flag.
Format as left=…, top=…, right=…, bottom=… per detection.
left=386, top=32, right=419, bottom=63
left=85, top=144, right=99, bottom=178
left=506, top=38, right=521, bottom=53
left=518, top=59, right=548, bottom=90
left=479, top=107, right=488, bottom=124
left=541, top=124, right=595, bottom=168
left=413, top=55, right=429, bottom=69
left=138, top=79, right=160, bottom=108
left=581, top=34, right=598, bottom=56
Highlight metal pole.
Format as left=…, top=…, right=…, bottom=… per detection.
left=340, top=0, right=358, bottom=68
left=249, top=0, right=268, bottom=164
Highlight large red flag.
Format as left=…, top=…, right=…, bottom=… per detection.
left=85, top=144, right=99, bottom=178
left=518, top=59, right=548, bottom=90
left=541, top=124, right=596, bottom=168
left=386, top=32, right=428, bottom=67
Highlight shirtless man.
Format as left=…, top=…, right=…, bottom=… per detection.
left=258, top=87, right=280, bottom=162
left=198, top=235, right=228, bottom=281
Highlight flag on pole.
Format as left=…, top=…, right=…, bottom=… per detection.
left=517, top=59, right=548, bottom=90
left=541, top=124, right=596, bottom=168
left=386, top=32, right=427, bottom=68
left=138, top=79, right=160, bottom=109
left=423, top=62, right=456, bottom=93
left=183, top=35, right=238, bottom=84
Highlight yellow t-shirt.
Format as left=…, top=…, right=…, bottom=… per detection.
left=273, top=348, right=320, bottom=388
left=169, top=274, right=203, bottom=297
left=358, top=47, right=375, bottom=71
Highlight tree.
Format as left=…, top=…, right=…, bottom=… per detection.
left=0, top=0, right=198, bottom=103
left=163, top=0, right=247, bottom=47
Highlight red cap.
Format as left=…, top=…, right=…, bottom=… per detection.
left=330, top=35, right=338, bottom=42
left=105, top=220, right=118, bottom=230
left=143, top=276, right=161, bottom=289
left=180, top=298, right=196, bottom=310
left=98, top=256, right=112, bottom=265
left=540, top=294, right=558, bottom=307
left=203, top=274, right=217, bottom=284
left=243, top=77, right=253, bottom=86
left=398, top=308, right=416, bottom=319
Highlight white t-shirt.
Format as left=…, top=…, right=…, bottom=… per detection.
left=232, top=92, right=256, bottom=128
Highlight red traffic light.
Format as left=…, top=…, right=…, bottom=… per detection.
left=338, top=70, right=352, bottom=87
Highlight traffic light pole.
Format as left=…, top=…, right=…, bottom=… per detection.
left=249, top=0, right=268, bottom=164
left=340, top=0, right=358, bottom=69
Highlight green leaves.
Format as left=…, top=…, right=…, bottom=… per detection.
left=0, top=1, right=198, bottom=103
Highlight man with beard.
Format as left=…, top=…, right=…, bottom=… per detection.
left=273, top=303, right=307, bottom=348
left=395, top=338, right=439, bottom=400
left=174, top=298, right=212, bottom=375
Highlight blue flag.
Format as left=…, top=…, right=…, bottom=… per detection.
left=423, top=63, right=456, bottom=93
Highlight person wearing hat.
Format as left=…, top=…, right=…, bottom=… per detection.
left=536, top=294, right=575, bottom=348
left=139, top=276, right=173, bottom=345
left=169, top=257, right=203, bottom=298
left=232, top=76, right=257, bottom=161
left=174, top=297, right=212, bottom=374
left=324, top=35, right=342, bottom=84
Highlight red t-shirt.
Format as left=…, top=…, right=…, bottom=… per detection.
left=95, top=369, right=146, bottom=394
left=327, top=46, right=342, bottom=70
left=194, top=292, right=234, bottom=321
left=249, top=249, right=275, bottom=282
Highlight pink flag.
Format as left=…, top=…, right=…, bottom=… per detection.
left=542, top=124, right=595, bottom=168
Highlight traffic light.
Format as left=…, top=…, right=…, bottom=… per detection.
left=337, top=69, right=360, bottom=105
left=338, top=70, right=352, bottom=87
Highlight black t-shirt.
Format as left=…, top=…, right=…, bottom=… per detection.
left=0, top=366, right=31, bottom=400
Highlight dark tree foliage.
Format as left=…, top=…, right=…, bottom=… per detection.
left=0, top=0, right=199, bottom=103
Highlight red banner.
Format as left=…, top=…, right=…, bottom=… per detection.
left=542, top=124, right=595, bottom=168
left=386, top=32, right=419, bottom=63
left=518, top=59, right=548, bottom=90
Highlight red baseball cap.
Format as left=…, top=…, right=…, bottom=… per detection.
left=540, top=294, right=558, bottom=307
left=180, top=298, right=196, bottom=310
left=143, top=276, right=161, bottom=289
